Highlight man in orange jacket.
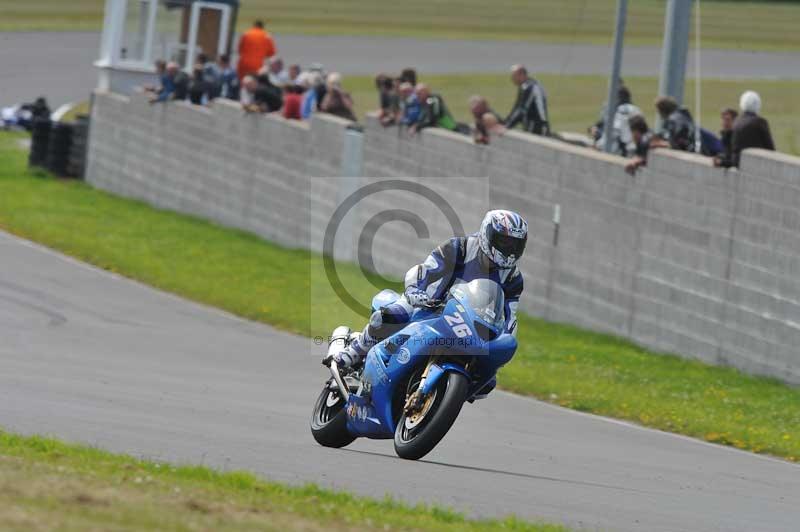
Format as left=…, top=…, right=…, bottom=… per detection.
left=237, top=20, right=276, bottom=80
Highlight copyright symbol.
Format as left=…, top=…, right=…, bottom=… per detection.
left=322, top=179, right=465, bottom=318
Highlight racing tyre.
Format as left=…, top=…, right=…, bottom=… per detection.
left=394, top=371, right=469, bottom=460
left=310, top=386, right=356, bottom=448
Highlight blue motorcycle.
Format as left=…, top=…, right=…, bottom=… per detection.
left=311, top=279, right=517, bottom=460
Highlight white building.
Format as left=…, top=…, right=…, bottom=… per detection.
left=96, top=0, right=240, bottom=94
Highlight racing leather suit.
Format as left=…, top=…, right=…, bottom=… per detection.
left=346, top=234, right=524, bottom=364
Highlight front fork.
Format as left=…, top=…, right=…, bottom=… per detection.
left=326, top=326, right=352, bottom=401
left=403, top=356, right=439, bottom=415
left=328, top=360, right=350, bottom=401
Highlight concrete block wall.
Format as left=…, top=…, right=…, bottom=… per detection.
left=360, top=122, right=488, bottom=278
left=487, top=127, right=800, bottom=382
left=359, top=115, right=800, bottom=383
left=87, top=91, right=327, bottom=250
left=87, top=92, right=800, bottom=383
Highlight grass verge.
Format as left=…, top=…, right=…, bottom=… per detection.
left=343, top=73, right=800, bottom=156
left=59, top=100, right=91, bottom=122
left=0, top=430, right=564, bottom=531
left=0, top=131, right=798, bottom=462
left=2, top=0, right=800, bottom=51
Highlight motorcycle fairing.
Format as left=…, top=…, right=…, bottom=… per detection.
left=345, top=316, right=444, bottom=439
left=344, top=285, right=518, bottom=439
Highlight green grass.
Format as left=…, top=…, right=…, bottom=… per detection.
left=2, top=0, right=800, bottom=51
left=342, top=73, right=800, bottom=156
left=1, top=132, right=799, bottom=463
left=59, top=101, right=91, bottom=122
left=0, top=431, right=565, bottom=531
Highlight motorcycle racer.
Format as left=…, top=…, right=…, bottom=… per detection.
left=332, top=209, right=528, bottom=395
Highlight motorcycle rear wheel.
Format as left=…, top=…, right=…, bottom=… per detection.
left=310, top=386, right=356, bottom=448
left=394, top=371, right=469, bottom=460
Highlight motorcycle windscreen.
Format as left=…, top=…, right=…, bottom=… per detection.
left=448, top=279, right=505, bottom=331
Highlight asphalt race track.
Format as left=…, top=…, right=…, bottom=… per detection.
left=1, top=230, right=798, bottom=532
left=3, top=31, right=800, bottom=108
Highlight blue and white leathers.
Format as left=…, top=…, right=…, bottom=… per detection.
left=343, top=234, right=524, bottom=367
left=405, top=235, right=523, bottom=336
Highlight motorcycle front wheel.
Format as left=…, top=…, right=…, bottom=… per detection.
left=394, top=371, right=469, bottom=460
left=310, top=385, right=356, bottom=448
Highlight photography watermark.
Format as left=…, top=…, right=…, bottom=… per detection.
left=313, top=333, right=480, bottom=349
left=321, top=179, right=467, bottom=318
left=307, top=174, right=489, bottom=358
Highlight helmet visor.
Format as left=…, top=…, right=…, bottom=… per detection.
left=489, top=230, right=526, bottom=258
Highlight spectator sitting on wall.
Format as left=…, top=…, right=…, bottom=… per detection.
left=173, top=64, right=190, bottom=101
left=237, top=20, right=276, bottom=80
left=399, top=67, right=417, bottom=86
left=320, top=72, right=357, bottom=121
left=196, top=53, right=221, bottom=97
left=588, top=77, right=623, bottom=139
left=154, top=59, right=168, bottom=90
left=655, top=95, right=725, bottom=156
left=592, top=86, right=641, bottom=156
left=505, top=64, right=550, bottom=136
left=309, top=64, right=328, bottom=110
left=143, top=59, right=167, bottom=93
left=398, top=82, right=420, bottom=127
left=288, top=64, right=301, bottom=84
left=282, top=84, right=304, bottom=120
left=240, top=75, right=259, bottom=111
left=624, top=115, right=668, bottom=175
left=410, top=83, right=466, bottom=135
left=699, top=126, right=723, bottom=157
left=188, top=63, right=213, bottom=105
left=217, top=54, right=239, bottom=100
left=375, top=73, right=399, bottom=126
left=469, top=95, right=503, bottom=144
left=655, top=96, right=696, bottom=151
left=268, top=57, right=290, bottom=86
left=480, top=113, right=506, bottom=145
left=298, top=72, right=315, bottom=119
left=300, top=71, right=323, bottom=119
left=254, top=69, right=284, bottom=112
left=716, top=91, right=775, bottom=168
left=150, top=62, right=188, bottom=103
left=713, top=108, right=738, bottom=167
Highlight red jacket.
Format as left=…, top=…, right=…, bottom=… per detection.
left=282, top=92, right=303, bottom=120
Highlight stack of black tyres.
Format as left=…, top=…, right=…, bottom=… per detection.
left=46, top=121, right=73, bottom=176
left=28, top=117, right=52, bottom=168
left=67, top=116, right=89, bottom=178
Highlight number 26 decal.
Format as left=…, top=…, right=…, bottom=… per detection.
left=444, top=311, right=472, bottom=337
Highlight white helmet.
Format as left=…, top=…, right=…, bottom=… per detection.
left=478, top=210, right=528, bottom=269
